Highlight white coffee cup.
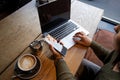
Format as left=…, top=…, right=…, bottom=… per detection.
left=17, top=54, right=37, bottom=71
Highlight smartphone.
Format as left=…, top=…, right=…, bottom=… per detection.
left=43, top=33, right=67, bottom=56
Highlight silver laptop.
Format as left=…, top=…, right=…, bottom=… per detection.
left=37, top=0, right=89, bottom=49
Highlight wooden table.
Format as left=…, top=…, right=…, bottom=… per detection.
left=0, top=0, right=103, bottom=80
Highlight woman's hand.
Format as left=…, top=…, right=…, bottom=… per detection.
left=49, top=44, right=63, bottom=60
left=73, top=32, right=92, bottom=47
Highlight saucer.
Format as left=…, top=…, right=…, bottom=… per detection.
left=14, top=57, right=41, bottom=79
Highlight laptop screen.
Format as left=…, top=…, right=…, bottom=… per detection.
left=37, top=0, right=71, bottom=33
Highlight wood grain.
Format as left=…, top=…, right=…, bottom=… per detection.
left=71, top=0, right=104, bottom=38
left=0, top=35, right=55, bottom=80
left=65, top=45, right=87, bottom=75
left=0, top=0, right=41, bottom=73
left=0, top=35, right=87, bottom=80
left=0, top=0, right=104, bottom=79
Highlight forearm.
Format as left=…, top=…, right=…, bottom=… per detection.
left=54, top=59, right=75, bottom=80
left=90, top=41, right=110, bottom=61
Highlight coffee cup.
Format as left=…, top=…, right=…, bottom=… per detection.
left=17, top=54, right=37, bottom=71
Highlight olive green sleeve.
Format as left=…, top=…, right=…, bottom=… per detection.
left=55, top=59, right=76, bottom=80
left=90, top=41, right=111, bottom=62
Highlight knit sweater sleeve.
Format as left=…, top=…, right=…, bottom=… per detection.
left=90, top=41, right=111, bottom=62
left=55, top=59, right=76, bottom=80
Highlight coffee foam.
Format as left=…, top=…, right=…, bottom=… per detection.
left=19, top=55, right=35, bottom=70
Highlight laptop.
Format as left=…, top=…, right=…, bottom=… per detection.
left=36, top=0, right=89, bottom=49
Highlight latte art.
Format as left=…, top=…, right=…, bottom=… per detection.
left=20, top=56, right=35, bottom=70
left=18, top=54, right=37, bottom=71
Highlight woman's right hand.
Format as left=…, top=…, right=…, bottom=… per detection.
left=73, top=32, right=92, bottom=47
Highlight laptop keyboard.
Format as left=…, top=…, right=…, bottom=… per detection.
left=49, top=21, right=78, bottom=40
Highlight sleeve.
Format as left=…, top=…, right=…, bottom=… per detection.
left=54, top=59, right=76, bottom=80
left=90, top=41, right=111, bottom=62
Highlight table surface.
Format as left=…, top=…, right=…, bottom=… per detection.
left=0, top=0, right=103, bottom=79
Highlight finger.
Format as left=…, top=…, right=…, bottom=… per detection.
left=74, top=33, right=82, bottom=37
left=59, top=41, right=64, bottom=45
left=57, top=40, right=64, bottom=45
left=57, top=39, right=60, bottom=43
left=74, top=32, right=80, bottom=36
left=75, top=32, right=82, bottom=34
left=49, top=44, right=57, bottom=54
left=75, top=32, right=81, bottom=36
left=75, top=32, right=84, bottom=37
left=75, top=32, right=80, bottom=35
left=59, top=42, right=63, bottom=45
left=77, top=32, right=86, bottom=35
